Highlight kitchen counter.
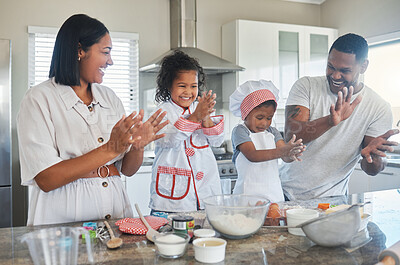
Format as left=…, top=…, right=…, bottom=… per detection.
left=1, top=190, right=399, bottom=265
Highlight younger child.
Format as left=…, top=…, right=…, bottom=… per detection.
left=149, top=50, right=224, bottom=212
left=229, top=80, right=305, bottom=202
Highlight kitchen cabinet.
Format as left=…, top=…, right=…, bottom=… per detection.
left=126, top=165, right=152, bottom=215
left=221, top=20, right=337, bottom=132
left=348, top=162, right=400, bottom=194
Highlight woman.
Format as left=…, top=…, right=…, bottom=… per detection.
left=17, top=14, right=168, bottom=226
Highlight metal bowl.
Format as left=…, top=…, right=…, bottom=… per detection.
left=299, top=205, right=361, bottom=247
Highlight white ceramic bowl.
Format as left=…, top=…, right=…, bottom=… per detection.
left=203, top=194, right=270, bottom=239
left=153, top=232, right=190, bottom=258
left=193, top=237, right=227, bottom=263
left=286, top=208, right=320, bottom=236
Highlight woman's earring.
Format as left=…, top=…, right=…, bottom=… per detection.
left=78, top=57, right=81, bottom=62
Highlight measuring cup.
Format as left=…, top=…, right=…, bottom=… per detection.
left=21, top=227, right=94, bottom=265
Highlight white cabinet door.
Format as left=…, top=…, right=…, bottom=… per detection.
left=222, top=19, right=337, bottom=133
left=273, top=23, right=305, bottom=107
left=237, top=21, right=275, bottom=86
left=304, top=26, right=337, bottom=77
left=222, top=20, right=337, bottom=105
left=126, top=166, right=152, bottom=215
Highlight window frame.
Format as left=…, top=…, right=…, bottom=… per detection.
left=27, top=26, right=139, bottom=114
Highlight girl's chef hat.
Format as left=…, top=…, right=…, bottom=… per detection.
left=229, top=80, right=279, bottom=120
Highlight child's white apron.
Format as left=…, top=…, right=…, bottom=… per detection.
left=233, top=128, right=284, bottom=202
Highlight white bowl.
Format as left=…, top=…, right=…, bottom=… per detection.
left=286, top=208, right=320, bottom=236
left=153, top=232, right=190, bottom=258
left=193, top=237, right=227, bottom=263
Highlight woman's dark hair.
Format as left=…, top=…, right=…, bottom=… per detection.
left=256, top=100, right=277, bottom=111
left=49, top=14, right=109, bottom=86
left=155, top=50, right=206, bottom=103
left=329, top=33, right=368, bottom=63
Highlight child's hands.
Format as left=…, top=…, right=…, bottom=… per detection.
left=189, top=90, right=216, bottom=124
left=280, top=135, right=306, bottom=162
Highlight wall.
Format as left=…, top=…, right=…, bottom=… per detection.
left=320, top=0, right=400, bottom=38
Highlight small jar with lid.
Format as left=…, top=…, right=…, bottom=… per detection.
left=193, top=229, right=216, bottom=238
left=172, top=216, right=195, bottom=238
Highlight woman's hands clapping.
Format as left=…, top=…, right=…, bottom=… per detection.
left=130, top=109, right=169, bottom=150
left=106, top=109, right=168, bottom=156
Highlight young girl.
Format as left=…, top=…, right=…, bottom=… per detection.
left=229, top=80, right=305, bottom=202
left=149, top=50, right=224, bottom=212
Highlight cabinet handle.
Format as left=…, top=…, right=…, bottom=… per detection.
left=377, top=172, right=394, bottom=176
left=354, top=168, right=394, bottom=176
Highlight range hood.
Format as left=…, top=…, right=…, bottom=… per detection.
left=139, top=0, right=244, bottom=74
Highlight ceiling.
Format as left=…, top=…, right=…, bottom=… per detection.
left=282, top=0, right=326, bottom=4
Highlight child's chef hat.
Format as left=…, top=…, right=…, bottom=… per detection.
left=229, top=80, right=279, bottom=120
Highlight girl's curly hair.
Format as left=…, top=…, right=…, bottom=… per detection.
left=155, top=50, right=206, bottom=103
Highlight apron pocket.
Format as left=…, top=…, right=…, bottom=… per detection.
left=155, top=166, right=192, bottom=200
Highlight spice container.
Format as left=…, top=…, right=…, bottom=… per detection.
left=172, top=216, right=195, bottom=238
left=153, top=232, right=190, bottom=258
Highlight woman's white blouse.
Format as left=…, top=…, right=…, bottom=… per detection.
left=17, top=78, right=133, bottom=225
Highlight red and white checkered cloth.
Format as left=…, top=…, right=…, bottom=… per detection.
left=185, top=148, right=195, bottom=157
left=115, top=216, right=169, bottom=235
left=196, top=172, right=204, bottom=180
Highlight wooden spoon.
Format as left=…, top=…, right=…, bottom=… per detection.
left=104, top=220, right=123, bottom=249
left=135, top=203, right=161, bottom=243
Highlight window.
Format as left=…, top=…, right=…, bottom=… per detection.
left=365, top=31, right=400, bottom=143
left=28, top=26, right=139, bottom=114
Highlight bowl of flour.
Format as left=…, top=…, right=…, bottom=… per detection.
left=203, top=195, right=270, bottom=239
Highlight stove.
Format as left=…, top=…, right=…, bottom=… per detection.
left=214, top=153, right=237, bottom=194
left=214, top=152, right=234, bottom=161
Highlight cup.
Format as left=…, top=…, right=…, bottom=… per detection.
left=21, top=227, right=94, bottom=265
left=193, top=237, right=227, bottom=263
left=286, top=208, right=319, bottom=236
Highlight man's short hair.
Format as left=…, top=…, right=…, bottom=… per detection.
left=329, top=33, right=368, bottom=62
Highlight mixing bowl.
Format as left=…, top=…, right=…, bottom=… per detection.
left=299, top=204, right=361, bottom=247
left=203, top=194, right=270, bottom=239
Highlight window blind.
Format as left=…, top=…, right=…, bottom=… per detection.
left=28, top=26, right=139, bottom=114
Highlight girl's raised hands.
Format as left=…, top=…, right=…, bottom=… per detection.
left=190, top=90, right=216, bottom=123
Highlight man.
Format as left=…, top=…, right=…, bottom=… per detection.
left=280, top=33, right=399, bottom=201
